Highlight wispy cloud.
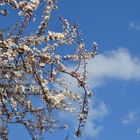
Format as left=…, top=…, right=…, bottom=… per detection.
left=83, top=100, right=109, bottom=137
left=58, top=48, right=140, bottom=137
left=60, top=47, right=140, bottom=88
left=87, top=48, right=140, bottom=87
left=129, top=21, right=140, bottom=31
left=122, top=111, right=138, bottom=125
left=58, top=99, right=109, bottom=138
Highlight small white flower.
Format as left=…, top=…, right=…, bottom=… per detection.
left=39, top=62, right=45, bottom=67
left=93, top=41, right=98, bottom=46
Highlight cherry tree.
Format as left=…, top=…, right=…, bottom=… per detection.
left=0, top=0, right=97, bottom=139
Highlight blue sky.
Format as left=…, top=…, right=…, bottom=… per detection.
left=1, top=0, right=140, bottom=139
left=56, top=1, right=140, bottom=140
left=47, top=0, right=140, bottom=140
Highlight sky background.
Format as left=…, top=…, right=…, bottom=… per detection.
left=1, top=0, right=140, bottom=140
left=55, top=1, right=140, bottom=140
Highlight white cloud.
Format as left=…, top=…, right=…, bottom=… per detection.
left=87, top=48, right=140, bottom=87
left=129, top=21, right=140, bottom=31
left=122, top=111, right=138, bottom=125
left=57, top=47, right=140, bottom=137
left=83, top=100, right=109, bottom=137
left=59, top=47, right=140, bottom=88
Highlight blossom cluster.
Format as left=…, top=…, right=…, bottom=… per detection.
left=0, top=0, right=97, bottom=139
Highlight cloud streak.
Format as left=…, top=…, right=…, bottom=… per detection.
left=83, top=100, right=109, bottom=137
left=129, top=21, right=140, bottom=31
left=59, top=99, right=109, bottom=138
left=61, top=47, right=140, bottom=88
left=87, top=48, right=140, bottom=87
left=122, top=111, right=138, bottom=125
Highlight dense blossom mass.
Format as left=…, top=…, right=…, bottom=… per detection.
left=0, top=0, right=97, bottom=139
